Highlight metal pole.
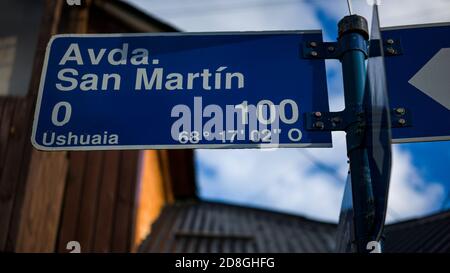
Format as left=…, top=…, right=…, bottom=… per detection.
left=346, top=0, right=354, bottom=15
left=338, top=15, right=373, bottom=253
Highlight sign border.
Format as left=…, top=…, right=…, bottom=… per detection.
left=31, top=30, right=333, bottom=151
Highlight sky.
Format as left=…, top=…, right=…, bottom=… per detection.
left=125, top=0, right=450, bottom=223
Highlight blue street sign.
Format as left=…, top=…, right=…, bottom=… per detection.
left=32, top=32, right=331, bottom=150
left=382, top=23, right=450, bottom=143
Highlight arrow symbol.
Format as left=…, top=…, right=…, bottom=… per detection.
left=408, top=48, right=450, bottom=110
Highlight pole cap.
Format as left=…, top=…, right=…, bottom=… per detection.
left=338, top=15, right=369, bottom=40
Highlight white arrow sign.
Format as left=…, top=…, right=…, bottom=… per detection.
left=408, top=48, right=450, bottom=110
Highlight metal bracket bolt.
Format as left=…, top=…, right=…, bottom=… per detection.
left=392, top=107, right=411, bottom=128
left=310, top=51, right=319, bottom=57
left=386, top=47, right=396, bottom=55
left=398, top=118, right=407, bottom=126
left=395, top=107, right=406, bottom=115
left=386, top=38, right=395, bottom=45
left=309, top=41, right=318, bottom=48
left=314, top=121, right=325, bottom=129
left=306, top=107, right=412, bottom=131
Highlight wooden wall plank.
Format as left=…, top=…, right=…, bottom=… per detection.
left=27, top=0, right=63, bottom=99
left=0, top=99, right=5, bottom=128
left=5, top=100, right=35, bottom=252
left=111, top=151, right=138, bottom=252
left=0, top=99, right=16, bottom=176
left=0, top=100, right=33, bottom=250
left=165, top=150, right=197, bottom=199
left=132, top=150, right=166, bottom=251
left=14, top=149, right=68, bottom=252
left=93, top=151, right=120, bottom=252
left=76, top=151, right=103, bottom=251
left=56, top=152, right=87, bottom=252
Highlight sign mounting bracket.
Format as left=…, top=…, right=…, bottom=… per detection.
left=305, top=107, right=412, bottom=132
left=302, top=39, right=403, bottom=60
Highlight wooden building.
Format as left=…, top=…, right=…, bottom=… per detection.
left=0, top=0, right=196, bottom=253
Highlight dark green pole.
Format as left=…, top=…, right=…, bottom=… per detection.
left=338, top=15, right=374, bottom=253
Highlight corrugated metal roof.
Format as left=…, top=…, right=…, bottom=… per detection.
left=384, top=210, right=450, bottom=253
left=138, top=201, right=450, bottom=253
left=138, top=201, right=336, bottom=253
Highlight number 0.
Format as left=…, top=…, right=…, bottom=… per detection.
left=52, top=101, right=72, bottom=126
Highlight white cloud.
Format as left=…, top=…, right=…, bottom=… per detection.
left=378, top=0, right=450, bottom=27
left=197, top=139, right=445, bottom=223
left=314, top=0, right=450, bottom=27
left=126, top=0, right=322, bottom=31
left=387, top=147, right=445, bottom=222
left=126, top=0, right=450, bottom=30
left=196, top=144, right=346, bottom=222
